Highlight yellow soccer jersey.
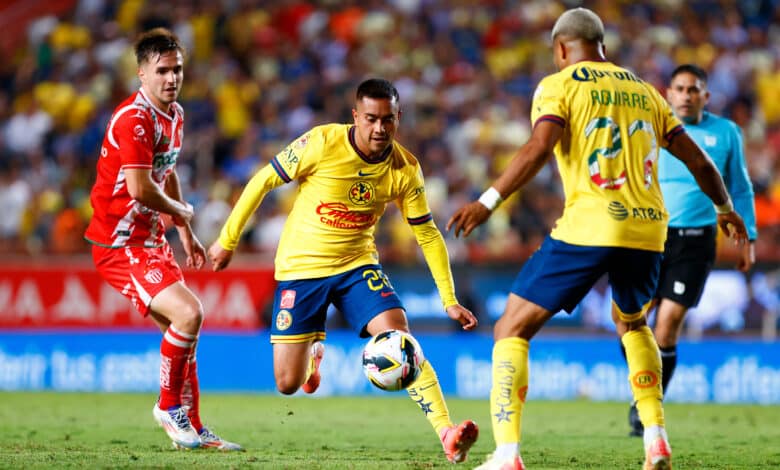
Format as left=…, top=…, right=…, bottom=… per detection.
left=531, top=61, right=684, bottom=252
left=223, top=123, right=434, bottom=280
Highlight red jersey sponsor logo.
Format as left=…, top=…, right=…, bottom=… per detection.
left=280, top=289, right=296, bottom=309
left=316, top=202, right=376, bottom=230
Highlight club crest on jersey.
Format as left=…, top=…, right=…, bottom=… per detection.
left=144, top=268, right=163, bottom=284
left=348, top=180, right=375, bottom=206
left=295, top=134, right=309, bottom=149
left=280, top=289, right=296, bottom=309
left=276, top=310, right=292, bottom=331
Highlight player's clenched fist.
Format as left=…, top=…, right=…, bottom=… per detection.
left=207, top=242, right=233, bottom=272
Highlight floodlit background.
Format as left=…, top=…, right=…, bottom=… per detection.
left=0, top=0, right=778, bottom=401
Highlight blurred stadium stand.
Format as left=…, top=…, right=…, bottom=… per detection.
left=0, top=0, right=778, bottom=335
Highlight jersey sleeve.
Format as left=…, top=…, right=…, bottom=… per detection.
left=111, top=108, right=155, bottom=169
left=218, top=164, right=287, bottom=251
left=725, top=122, right=758, bottom=240
left=530, top=74, right=567, bottom=128
left=647, top=86, right=684, bottom=146
left=410, top=220, right=459, bottom=309
left=397, top=164, right=433, bottom=225
left=397, top=165, right=457, bottom=309
left=268, top=128, right=323, bottom=183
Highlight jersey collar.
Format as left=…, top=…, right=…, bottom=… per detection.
left=138, top=88, right=178, bottom=121
left=348, top=126, right=393, bottom=164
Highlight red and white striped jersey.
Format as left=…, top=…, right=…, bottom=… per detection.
left=85, top=88, right=184, bottom=248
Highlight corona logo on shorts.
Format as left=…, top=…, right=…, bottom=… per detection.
left=144, top=268, right=163, bottom=284
left=632, top=370, right=659, bottom=389
left=348, top=181, right=374, bottom=206
left=276, top=310, right=293, bottom=331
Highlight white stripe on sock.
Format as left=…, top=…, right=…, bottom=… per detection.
left=164, top=329, right=195, bottom=348
left=169, top=324, right=197, bottom=340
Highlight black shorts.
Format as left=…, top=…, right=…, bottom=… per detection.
left=656, top=226, right=717, bottom=308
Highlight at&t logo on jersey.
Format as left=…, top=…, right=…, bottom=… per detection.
left=607, top=201, right=664, bottom=222
left=607, top=201, right=629, bottom=221
left=348, top=181, right=375, bottom=206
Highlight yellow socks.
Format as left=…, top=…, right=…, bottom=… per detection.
left=490, top=337, right=529, bottom=446
left=622, top=326, right=665, bottom=427
left=407, top=360, right=452, bottom=434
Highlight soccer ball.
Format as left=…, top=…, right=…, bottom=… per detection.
left=362, top=330, right=424, bottom=391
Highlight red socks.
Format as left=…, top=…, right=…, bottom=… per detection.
left=158, top=326, right=195, bottom=410
left=183, top=356, right=203, bottom=432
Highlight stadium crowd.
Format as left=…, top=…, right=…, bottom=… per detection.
left=1, top=0, right=779, bottom=266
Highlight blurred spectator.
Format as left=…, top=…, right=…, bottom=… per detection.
left=0, top=0, right=777, bottom=269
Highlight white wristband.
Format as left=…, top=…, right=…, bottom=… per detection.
left=715, top=197, right=734, bottom=215
left=478, top=187, right=503, bottom=211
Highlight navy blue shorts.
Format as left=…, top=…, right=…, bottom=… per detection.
left=270, top=264, right=404, bottom=344
left=511, top=236, right=661, bottom=316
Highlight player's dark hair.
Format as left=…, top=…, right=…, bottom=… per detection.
left=670, top=64, right=708, bottom=83
left=356, top=78, right=399, bottom=103
left=134, top=28, right=184, bottom=65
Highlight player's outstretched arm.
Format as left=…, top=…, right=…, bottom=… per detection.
left=207, top=242, right=233, bottom=272
left=209, top=164, right=287, bottom=271
left=446, top=120, right=561, bottom=238
left=666, top=132, right=749, bottom=243
left=445, top=304, right=478, bottom=331
left=408, top=220, right=477, bottom=330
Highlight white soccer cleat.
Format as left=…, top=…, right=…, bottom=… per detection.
left=152, top=404, right=201, bottom=449
left=643, top=435, right=672, bottom=470
left=197, top=426, right=244, bottom=451
left=473, top=453, right=526, bottom=470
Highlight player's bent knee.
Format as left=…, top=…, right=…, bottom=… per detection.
left=616, top=309, right=645, bottom=324
left=173, top=301, right=204, bottom=333
left=275, top=376, right=301, bottom=395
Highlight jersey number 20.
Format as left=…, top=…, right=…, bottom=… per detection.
left=585, top=116, right=657, bottom=190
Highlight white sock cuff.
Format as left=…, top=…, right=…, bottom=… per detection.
left=164, top=326, right=196, bottom=349
left=494, top=443, right=519, bottom=460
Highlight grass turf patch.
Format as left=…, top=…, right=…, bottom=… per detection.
left=0, top=392, right=778, bottom=469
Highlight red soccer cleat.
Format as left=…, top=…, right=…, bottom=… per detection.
left=644, top=435, right=672, bottom=470
left=439, top=419, right=479, bottom=463
left=301, top=342, right=324, bottom=394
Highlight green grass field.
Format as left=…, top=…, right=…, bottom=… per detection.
left=0, top=393, right=778, bottom=469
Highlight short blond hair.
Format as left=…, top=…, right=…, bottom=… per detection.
left=551, top=8, right=604, bottom=43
